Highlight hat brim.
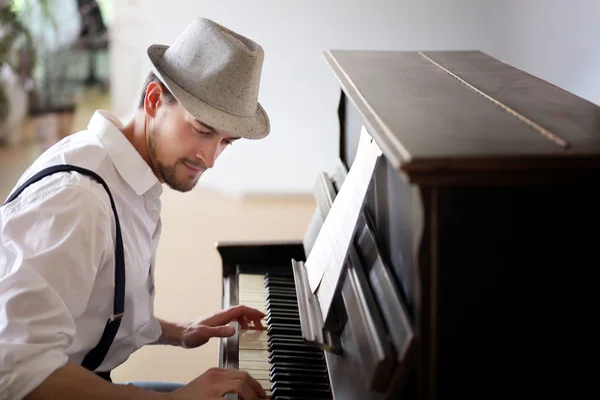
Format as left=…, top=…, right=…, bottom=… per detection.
left=147, top=44, right=270, bottom=139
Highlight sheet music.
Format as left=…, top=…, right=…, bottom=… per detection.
left=305, top=126, right=382, bottom=302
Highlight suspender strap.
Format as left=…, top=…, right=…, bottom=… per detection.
left=4, top=164, right=125, bottom=372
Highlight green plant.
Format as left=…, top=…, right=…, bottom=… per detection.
left=0, top=1, right=33, bottom=122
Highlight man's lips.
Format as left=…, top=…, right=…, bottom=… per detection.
left=183, top=161, right=204, bottom=172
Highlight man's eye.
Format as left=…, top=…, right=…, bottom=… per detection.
left=194, top=128, right=211, bottom=136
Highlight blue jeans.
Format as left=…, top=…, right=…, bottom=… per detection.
left=122, top=381, right=186, bottom=392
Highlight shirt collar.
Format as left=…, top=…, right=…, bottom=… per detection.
left=88, top=110, right=162, bottom=196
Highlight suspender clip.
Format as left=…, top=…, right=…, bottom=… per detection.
left=109, top=313, right=124, bottom=322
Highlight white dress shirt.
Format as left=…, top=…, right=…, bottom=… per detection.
left=0, top=111, right=164, bottom=400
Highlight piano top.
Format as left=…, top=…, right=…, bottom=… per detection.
left=324, top=50, right=600, bottom=184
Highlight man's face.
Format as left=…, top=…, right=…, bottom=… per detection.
left=144, top=85, right=240, bottom=192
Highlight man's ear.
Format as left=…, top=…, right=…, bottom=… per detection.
left=143, top=82, right=164, bottom=118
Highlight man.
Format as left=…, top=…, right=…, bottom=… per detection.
left=0, top=17, right=271, bottom=399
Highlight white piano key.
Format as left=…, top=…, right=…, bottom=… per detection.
left=239, top=292, right=267, bottom=297
left=238, top=274, right=266, bottom=289
left=238, top=273, right=273, bottom=398
left=239, top=360, right=271, bottom=370
left=239, top=288, right=267, bottom=292
left=257, top=379, right=271, bottom=390
left=239, top=339, right=268, bottom=350
left=239, top=350, right=269, bottom=361
left=243, top=369, right=271, bottom=380
left=240, top=330, right=269, bottom=342
left=237, top=302, right=265, bottom=306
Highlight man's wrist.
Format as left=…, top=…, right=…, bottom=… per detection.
left=155, top=318, right=186, bottom=347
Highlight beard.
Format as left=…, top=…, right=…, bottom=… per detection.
left=148, top=131, right=206, bottom=192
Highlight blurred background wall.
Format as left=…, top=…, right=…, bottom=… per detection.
left=109, top=0, right=600, bottom=197
left=2, top=0, right=599, bottom=198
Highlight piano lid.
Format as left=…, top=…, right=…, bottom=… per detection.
left=324, top=50, right=600, bottom=184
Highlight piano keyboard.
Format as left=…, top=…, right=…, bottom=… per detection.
left=238, top=272, right=333, bottom=400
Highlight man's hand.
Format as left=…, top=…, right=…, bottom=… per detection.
left=181, top=305, right=265, bottom=349
left=167, top=368, right=267, bottom=400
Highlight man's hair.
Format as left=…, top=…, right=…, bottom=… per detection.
left=138, top=72, right=177, bottom=108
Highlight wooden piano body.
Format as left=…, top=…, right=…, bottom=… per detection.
left=218, top=50, right=600, bottom=399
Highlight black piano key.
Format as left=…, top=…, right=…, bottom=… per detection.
left=267, top=310, right=300, bottom=319
left=269, top=349, right=324, bottom=359
left=265, top=277, right=296, bottom=286
left=268, top=324, right=302, bottom=337
left=269, top=365, right=328, bottom=376
left=265, top=290, right=298, bottom=298
left=266, top=309, right=300, bottom=318
left=267, top=303, right=297, bottom=309
left=266, top=286, right=296, bottom=293
left=268, top=322, right=303, bottom=330
left=268, top=340, right=308, bottom=350
left=269, top=354, right=326, bottom=366
left=266, top=300, right=298, bottom=311
left=271, top=385, right=331, bottom=399
left=265, top=288, right=295, bottom=294
left=265, top=290, right=296, bottom=298
left=265, top=286, right=297, bottom=293
left=267, top=333, right=306, bottom=342
left=269, top=343, right=322, bottom=354
left=265, top=273, right=294, bottom=280
left=272, top=380, right=331, bottom=392
left=264, top=272, right=294, bottom=280
left=271, top=386, right=331, bottom=399
left=266, top=296, right=298, bottom=305
left=268, top=328, right=302, bottom=338
left=266, top=283, right=296, bottom=289
left=268, top=336, right=307, bottom=345
left=267, top=315, right=300, bottom=325
left=266, top=286, right=296, bottom=294
left=265, top=284, right=297, bottom=291
left=270, top=371, right=330, bottom=384
left=266, top=283, right=296, bottom=290
left=266, top=292, right=297, bottom=301
left=266, top=291, right=298, bottom=299
left=259, top=273, right=332, bottom=400
left=267, top=295, right=298, bottom=303
left=270, top=397, right=331, bottom=400
left=267, top=309, right=300, bottom=318
left=268, top=315, right=300, bottom=323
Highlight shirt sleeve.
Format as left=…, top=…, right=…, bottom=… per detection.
left=0, top=180, right=112, bottom=400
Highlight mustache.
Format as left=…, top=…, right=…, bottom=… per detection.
left=181, top=159, right=207, bottom=170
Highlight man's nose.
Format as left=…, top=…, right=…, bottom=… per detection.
left=198, top=139, right=220, bottom=168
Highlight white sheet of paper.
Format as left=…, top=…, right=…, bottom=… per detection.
left=305, top=126, right=382, bottom=303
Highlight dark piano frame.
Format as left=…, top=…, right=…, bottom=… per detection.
left=218, top=50, right=600, bottom=399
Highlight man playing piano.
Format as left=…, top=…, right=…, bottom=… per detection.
left=0, top=17, right=269, bottom=400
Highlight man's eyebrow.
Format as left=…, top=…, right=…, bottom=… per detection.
left=194, top=119, right=217, bottom=133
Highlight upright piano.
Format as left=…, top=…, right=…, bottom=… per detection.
left=217, top=50, right=600, bottom=399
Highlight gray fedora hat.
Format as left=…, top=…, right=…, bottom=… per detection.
left=147, top=17, right=270, bottom=139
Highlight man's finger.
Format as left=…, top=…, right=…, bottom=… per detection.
left=252, top=317, right=265, bottom=330
left=203, top=325, right=236, bottom=338
left=200, top=306, right=248, bottom=326
left=229, top=305, right=265, bottom=319
left=185, top=326, right=235, bottom=348
left=201, top=305, right=266, bottom=328
left=214, top=380, right=258, bottom=400
left=237, top=316, right=249, bottom=330
left=219, top=370, right=267, bottom=399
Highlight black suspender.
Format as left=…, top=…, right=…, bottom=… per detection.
left=3, top=164, right=125, bottom=374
